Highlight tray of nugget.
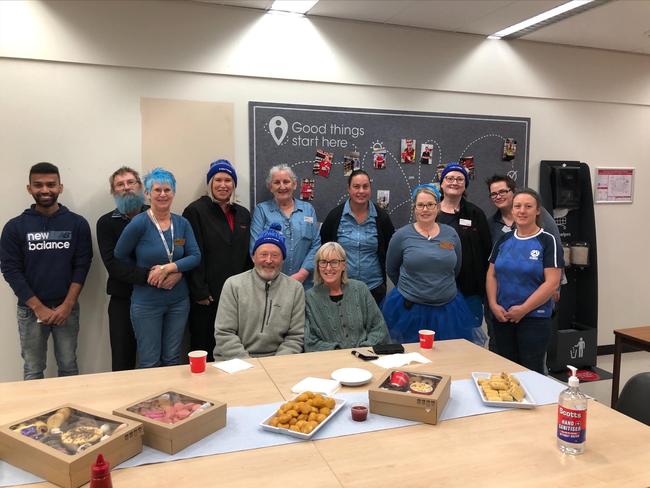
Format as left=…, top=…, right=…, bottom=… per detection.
left=260, top=391, right=345, bottom=440
left=471, top=372, right=537, bottom=409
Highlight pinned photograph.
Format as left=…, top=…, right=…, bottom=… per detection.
left=459, top=156, right=476, bottom=180
left=434, top=162, right=446, bottom=182
left=313, top=149, right=333, bottom=178
left=420, top=143, right=433, bottom=165
left=300, top=178, right=315, bottom=201
left=343, top=151, right=360, bottom=176
left=372, top=142, right=387, bottom=169
left=376, top=190, right=390, bottom=210
left=401, top=138, right=416, bottom=164
left=502, top=138, right=517, bottom=161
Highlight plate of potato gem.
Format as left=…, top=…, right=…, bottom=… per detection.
left=261, top=391, right=345, bottom=439
left=472, top=372, right=536, bottom=409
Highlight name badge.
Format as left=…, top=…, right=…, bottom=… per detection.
left=304, top=216, right=314, bottom=224
left=173, top=238, right=186, bottom=246
left=439, top=241, right=455, bottom=250
left=502, top=225, right=512, bottom=233
left=459, top=218, right=472, bottom=227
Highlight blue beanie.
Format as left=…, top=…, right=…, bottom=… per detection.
left=440, top=162, right=469, bottom=188
left=252, top=223, right=286, bottom=259
left=411, top=183, right=441, bottom=203
left=207, top=159, right=238, bottom=186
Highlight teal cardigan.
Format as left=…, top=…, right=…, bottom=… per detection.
left=305, top=279, right=389, bottom=352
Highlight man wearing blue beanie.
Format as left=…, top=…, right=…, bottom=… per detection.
left=214, top=223, right=304, bottom=360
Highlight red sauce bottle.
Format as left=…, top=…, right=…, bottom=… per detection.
left=90, top=454, right=113, bottom=488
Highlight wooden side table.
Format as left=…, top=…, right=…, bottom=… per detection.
left=611, top=326, right=650, bottom=407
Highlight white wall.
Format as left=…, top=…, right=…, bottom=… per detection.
left=0, top=0, right=648, bottom=382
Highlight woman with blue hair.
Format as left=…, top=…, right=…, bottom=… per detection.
left=115, top=167, right=201, bottom=368
left=382, top=183, right=485, bottom=345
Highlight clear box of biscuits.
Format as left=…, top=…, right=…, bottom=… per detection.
left=378, top=371, right=443, bottom=395
left=9, top=407, right=125, bottom=456
left=126, top=391, right=212, bottom=424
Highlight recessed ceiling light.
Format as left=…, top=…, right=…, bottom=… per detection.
left=488, top=0, right=600, bottom=40
left=270, top=0, right=318, bottom=15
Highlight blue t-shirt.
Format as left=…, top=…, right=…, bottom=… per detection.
left=114, top=212, right=201, bottom=305
left=386, top=223, right=461, bottom=306
left=489, top=229, right=563, bottom=318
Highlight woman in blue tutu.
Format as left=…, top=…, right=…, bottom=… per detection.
left=382, top=184, right=485, bottom=345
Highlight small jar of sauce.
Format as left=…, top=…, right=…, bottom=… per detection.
left=351, top=404, right=369, bottom=422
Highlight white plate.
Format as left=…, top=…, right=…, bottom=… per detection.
left=331, top=368, right=373, bottom=386
left=260, top=395, right=346, bottom=440
left=471, top=372, right=537, bottom=409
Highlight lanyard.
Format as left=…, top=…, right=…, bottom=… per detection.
left=147, top=209, right=174, bottom=263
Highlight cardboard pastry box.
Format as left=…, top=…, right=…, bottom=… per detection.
left=0, top=404, right=143, bottom=488
left=114, top=388, right=226, bottom=454
left=368, top=369, right=451, bottom=424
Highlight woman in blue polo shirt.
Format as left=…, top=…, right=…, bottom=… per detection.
left=250, top=164, right=320, bottom=289
left=486, top=188, right=564, bottom=374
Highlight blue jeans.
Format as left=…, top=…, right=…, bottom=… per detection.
left=130, top=297, right=190, bottom=368
left=493, top=317, right=551, bottom=374
left=17, top=304, right=80, bottom=380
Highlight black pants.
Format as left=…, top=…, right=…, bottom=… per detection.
left=108, top=296, right=137, bottom=371
left=493, top=317, right=552, bottom=375
left=370, top=282, right=387, bottom=308
left=188, top=301, right=218, bottom=362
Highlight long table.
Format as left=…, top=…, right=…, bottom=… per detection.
left=1, top=340, right=649, bottom=487
left=611, top=325, right=650, bottom=407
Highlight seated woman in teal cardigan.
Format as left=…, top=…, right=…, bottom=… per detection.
left=305, top=242, right=389, bottom=351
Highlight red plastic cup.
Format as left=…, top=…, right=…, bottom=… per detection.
left=390, top=371, right=409, bottom=388
left=188, top=350, right=207, bottom=373
left=351, top=403, right=368, bottom=422
left=419, top=329, right=435, bottom=349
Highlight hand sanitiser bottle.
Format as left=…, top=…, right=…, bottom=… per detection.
left=557, top=365, right=588, bottom=454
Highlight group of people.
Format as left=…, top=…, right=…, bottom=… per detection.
left=0, top=159, right=563, bottom=382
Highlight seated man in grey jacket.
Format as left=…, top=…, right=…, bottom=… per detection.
left=214, top=223, right=305, bottom=360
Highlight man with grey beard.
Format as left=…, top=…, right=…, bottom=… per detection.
left=214, top=223, right=304, bottom=360
left=96, top=166, right=181, bottom=370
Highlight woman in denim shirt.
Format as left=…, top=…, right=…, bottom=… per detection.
left=320, top=170, right=395, bottom=305
left=250, top=164, right=320, bottom=289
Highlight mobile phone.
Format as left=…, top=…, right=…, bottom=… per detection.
left=351, top=350, right=378, bottom=361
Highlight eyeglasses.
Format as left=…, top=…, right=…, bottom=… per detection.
left=318, top=259, right=344, bottom=269
left=489, top=189, right=512, bottom=199
left=415, top=202, right=437, bottom=210
left=444, top=176, right=465, bottom=184
left=114, top=179, right=139, bottom=190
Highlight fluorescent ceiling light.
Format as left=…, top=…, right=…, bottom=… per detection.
left=270, top=0, right=318, bottom=15
left=488, top=0, right=594, bottom=39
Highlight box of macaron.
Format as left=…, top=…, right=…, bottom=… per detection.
left=113, top=389, right=226, bottom=454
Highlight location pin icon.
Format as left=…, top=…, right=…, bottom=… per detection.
left=269, top=116, right=288, bottom=146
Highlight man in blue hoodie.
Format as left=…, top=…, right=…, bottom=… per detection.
left=0, top=162, right=93, bottom=380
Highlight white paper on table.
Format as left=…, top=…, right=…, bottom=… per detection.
left=213, top=358, right=254, bottom=373
left=371, top=352, right=432, bottom=369
left=291, top=377, right=341, bottom=395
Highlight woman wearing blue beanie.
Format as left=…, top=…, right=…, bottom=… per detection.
left=437, top=162, right=492, bottom=330
left=182, top=159, right=252, bottom=362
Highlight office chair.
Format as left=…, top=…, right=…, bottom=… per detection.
left=615, top=372, right=650, bottom=426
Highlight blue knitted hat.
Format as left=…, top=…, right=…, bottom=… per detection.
left=207, top=159, right=238, bottom=186
left=440, top=162, right=469, bottom=187
left=252, top=223, right=286, bottom=259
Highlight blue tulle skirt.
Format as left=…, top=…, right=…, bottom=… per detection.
left=382, top=288, right=486, bottom=346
